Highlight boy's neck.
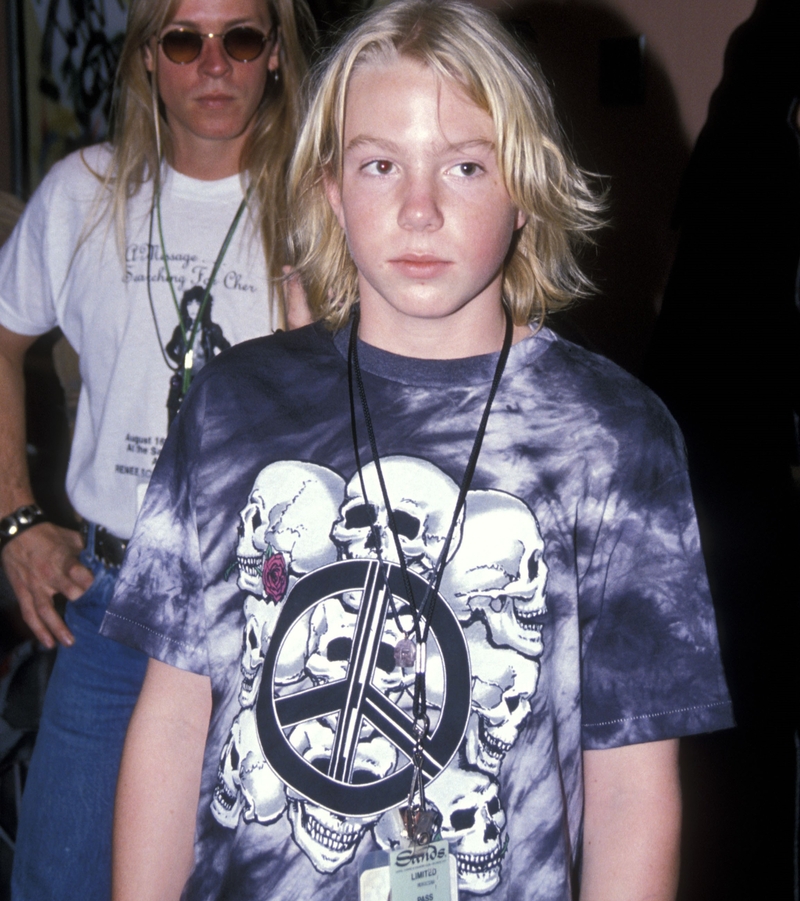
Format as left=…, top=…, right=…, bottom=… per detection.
left=356, top=301, right=531, bottom=360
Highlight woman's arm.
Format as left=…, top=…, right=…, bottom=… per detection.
left=113, top=657, right=212, bottom=901
left=0, top=323, right=93, bottom=647
left=580, top=739, right=681, bottom=901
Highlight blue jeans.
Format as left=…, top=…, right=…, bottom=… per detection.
left=11, top=533, right=147, bottom=901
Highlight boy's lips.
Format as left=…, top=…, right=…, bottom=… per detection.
left=390, top=255, right=452, bottom=278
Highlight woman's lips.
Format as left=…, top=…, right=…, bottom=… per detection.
left=195, top=93, right=236, bottom=108
left=390, top=256, right=452, bottom=279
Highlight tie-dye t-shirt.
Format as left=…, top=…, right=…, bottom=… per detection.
left=103, top=321, right=733, bottom=901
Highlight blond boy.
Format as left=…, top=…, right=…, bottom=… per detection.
left=103, top=2, right=732, bottom=899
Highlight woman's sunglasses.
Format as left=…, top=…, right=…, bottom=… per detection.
left=158, top=26, right=272, bottom=64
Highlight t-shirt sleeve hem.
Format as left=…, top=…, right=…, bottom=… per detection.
left=0, top=306, right=55, bottom=337
left=581, top=699, right=735, bottom=749
left=100, top=609, right=209, bottom=676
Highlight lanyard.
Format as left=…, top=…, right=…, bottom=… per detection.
left=347, top=304, right=513, bottom=842
left=146, top=179, right=252, bottom=399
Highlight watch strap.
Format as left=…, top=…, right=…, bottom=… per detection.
left=0, top=504, right=47, bottom=553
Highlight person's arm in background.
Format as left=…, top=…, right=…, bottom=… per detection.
left=113, top=658, right=212, bottom=901
left=580, top=739, right=681, bottom=901
left=0, top=322, right=93, bottom=648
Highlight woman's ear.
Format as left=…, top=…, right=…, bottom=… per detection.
left=143, top=41, right=154, bottom=73
left=515, top=209, right=528, bottom=230
left=268, top=26, right=281, bottom=72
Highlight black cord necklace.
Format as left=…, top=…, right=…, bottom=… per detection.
left=347, top=303, right=513, bottom=841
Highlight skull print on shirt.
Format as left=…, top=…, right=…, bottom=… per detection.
left=211, top=456, right=548, bottom=893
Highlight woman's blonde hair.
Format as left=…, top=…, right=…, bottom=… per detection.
left=289, top=0, right=604, bottom=329
left=95, top=0, right=314, bottom=316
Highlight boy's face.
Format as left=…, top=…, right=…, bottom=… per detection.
left=327, top=56, right=526, bottom=356
left=144, top=0, right=279, bottom=178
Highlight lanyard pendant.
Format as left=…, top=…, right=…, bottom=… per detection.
left=394, top=635, right=416, bottom=668
left=402, top=805, right=441, bottom=847
left=402, top=714, right=440, bottom=846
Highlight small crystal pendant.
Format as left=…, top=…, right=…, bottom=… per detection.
left=394, top=637, right=416, bottom=668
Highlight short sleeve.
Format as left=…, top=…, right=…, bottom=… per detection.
left=101, top=383, right=210, bottom=675
left=0, top=149, right=111, bottom=336
left=0, top=176, right=59, bottom=335
left=579, top=426, right=734, bottom=748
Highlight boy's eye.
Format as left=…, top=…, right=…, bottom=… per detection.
left=364, top=159, right=394, bottom=175
left=451, top=162, right=483, bottom=177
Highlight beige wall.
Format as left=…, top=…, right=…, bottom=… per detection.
left=602, top=0, right=756, bottom=140
left=482, top=0, right=758, bottom=141
left=472, top=0, right=762, bottom=368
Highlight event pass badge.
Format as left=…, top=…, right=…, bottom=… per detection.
left=358, top=840, right=457, bottom=901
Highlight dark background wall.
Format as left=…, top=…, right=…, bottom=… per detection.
left=0, top=0, right=11, bottom=193
left=0, top=0, right=757, bottom=198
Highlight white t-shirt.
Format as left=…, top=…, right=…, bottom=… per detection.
left=0, top=145, right=277, bottom=538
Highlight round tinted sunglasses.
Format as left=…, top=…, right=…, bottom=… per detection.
left=158, top=26, right=272, bottom=64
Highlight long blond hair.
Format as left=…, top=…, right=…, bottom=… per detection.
left=289, top=0, right=604, bottom=329
left=95, top=0, right=314, bottom=319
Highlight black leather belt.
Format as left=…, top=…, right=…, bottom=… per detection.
left=81, top=522, right=128, bottom=569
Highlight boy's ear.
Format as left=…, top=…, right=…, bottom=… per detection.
left=324, top=173, right=346, bottom=229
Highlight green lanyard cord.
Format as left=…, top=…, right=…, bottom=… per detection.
left=155, top=182, right=253, bottom=395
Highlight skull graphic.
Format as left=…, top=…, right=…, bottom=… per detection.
left=286, top=721, right=397, bottom=873
left=210, top=707, right=285, bottom=828
left=463, top=622, right=540, bottom=775
left=372, top=805, right=409, bottom=852
left=305, top=596, right=416, bottom=712
left=426, top=764, right=507, bottom=895
left=210, top=726, right=244, bottom=829
left=239, top=590, right=310, bottom=707
left=239, top=594, right=280, bottom=707
left=237, top=461, right=345, bottom=598
left=440, top=489, right=548, bottom=659
left=332, top=456, right=463, bottom=576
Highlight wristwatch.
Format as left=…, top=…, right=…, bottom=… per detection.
left=0, top=504, right=46, bottom=553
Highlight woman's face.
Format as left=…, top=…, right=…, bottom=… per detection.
left=145, top=0, right=279, bottom=177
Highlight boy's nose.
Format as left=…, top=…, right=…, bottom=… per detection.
left=398, top=176, right=444, bottom=231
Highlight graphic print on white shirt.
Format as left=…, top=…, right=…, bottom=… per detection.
left=165, top=285, right=232, bottom=426
left=0, top=146, right=274, bottom=538
left=211, top=455, right=548, bottom=895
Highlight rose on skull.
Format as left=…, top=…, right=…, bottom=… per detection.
left=262, top=548, right=288, bottom=604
